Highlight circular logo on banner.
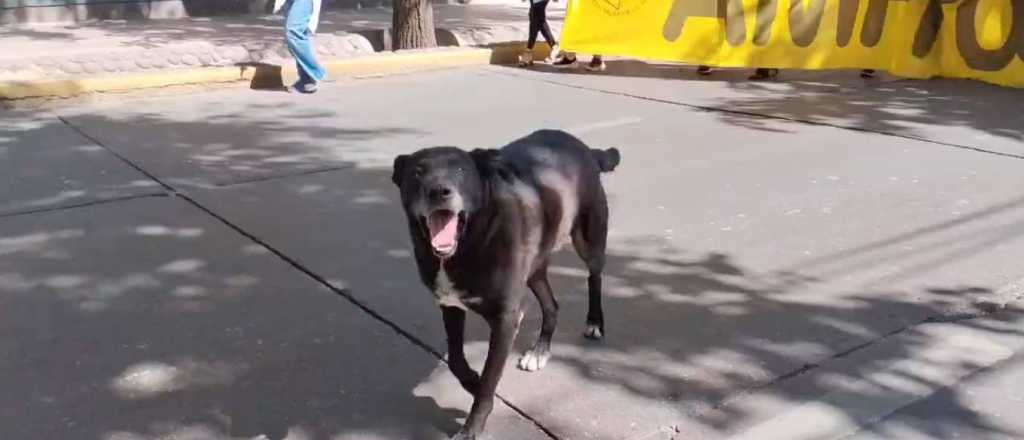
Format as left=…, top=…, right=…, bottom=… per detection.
left=591, top=0, right=648, bottom=16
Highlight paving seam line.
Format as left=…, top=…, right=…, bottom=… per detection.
left=55, top=115, right=561, bottom=440
left=210, top=165, right=357, bottom=189
left=0, top=192, right=170, bottom=220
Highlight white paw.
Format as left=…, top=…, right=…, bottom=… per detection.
left=450, top=431, right=475, bottom=440
left=517, top=350, right=550, bottom=372
left=584, top=324, right=603, bottom=340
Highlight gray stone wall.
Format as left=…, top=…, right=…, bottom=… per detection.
left=0, top=0, right=421, bottom=24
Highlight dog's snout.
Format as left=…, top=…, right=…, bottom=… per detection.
left=428, top=186, right=454, bottom=202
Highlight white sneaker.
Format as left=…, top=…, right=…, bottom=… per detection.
left=547, top=44, right=561, bottom=63
left=518, top=51, right=534, bottom=67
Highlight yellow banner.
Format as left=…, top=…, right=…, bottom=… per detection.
left=561, top=0, right=1024, bottom=88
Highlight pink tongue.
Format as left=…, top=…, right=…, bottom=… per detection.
left=429, top=213, right=458, bottom=250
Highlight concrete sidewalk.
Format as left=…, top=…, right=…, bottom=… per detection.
left=0, top=3, right=564, bottom=98
left=3, top=65, right=1023, bottom=440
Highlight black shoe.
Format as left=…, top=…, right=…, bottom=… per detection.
left=749, top=68, right=779, bottom=81
left=696, top=65, right=713, bottom=76
left=860, top=69, right=877, bottom=79
left=552, top=55, right=578, bottom=68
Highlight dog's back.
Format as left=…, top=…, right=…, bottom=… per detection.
left=493, top=130, right=619, bottom=256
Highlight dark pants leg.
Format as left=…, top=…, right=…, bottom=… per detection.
left=527, top=0, right=556, bottom=49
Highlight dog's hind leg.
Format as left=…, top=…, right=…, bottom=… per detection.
left=518, top=261, right=558, bottom=372
left=572, top=201, right=608, bottom=340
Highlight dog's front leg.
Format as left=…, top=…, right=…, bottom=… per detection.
left=451, top=308, right=521, bottom=440
left=442, top=306, right=480, bottom=394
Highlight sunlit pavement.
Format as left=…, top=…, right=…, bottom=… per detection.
left=3, top=65, right=1024, bottom=440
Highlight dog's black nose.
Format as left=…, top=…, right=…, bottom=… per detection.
left=429, top=186, right=453, bottom=202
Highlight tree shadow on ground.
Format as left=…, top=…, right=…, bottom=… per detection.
left=186, top=138, right=1024, bottom=438
left=0, top=109, right=489, bottom=440
left=521, top=59, right=1024, bottom=149
left=532, top=241, right=1023, bottom=438
left=0, top=195, right=471, bottom=440
left=3, top=104, right=1023, bottom=440
left=60, top=102, right=423, bottom=189
left=0, top=109, right=163, bottom=216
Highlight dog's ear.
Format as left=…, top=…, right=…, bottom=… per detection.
left=391, top=154, right=411, bottom=186
left=469, top=149, right=499, bottom=175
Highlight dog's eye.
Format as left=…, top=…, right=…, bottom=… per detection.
left=413, top=166, right=425, bottom=177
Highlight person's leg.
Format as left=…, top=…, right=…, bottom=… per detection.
left=285, top=0, right=326, bottom=90
left=526, top=1, right=545, bottom=50
left=535, top=0, right=560, bottom=60
left=536, top=1, right=556, bottom=48
left=521, top=0, right=547, bottom=66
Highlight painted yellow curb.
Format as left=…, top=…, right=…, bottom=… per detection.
left=329, top=48, right=494, bottom=76
left=0, top=47, right=512, bottom=100
left=0, top=66, right=257, bottom=100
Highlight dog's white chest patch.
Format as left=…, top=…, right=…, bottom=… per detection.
left=434, top=269, right=468, bottom=310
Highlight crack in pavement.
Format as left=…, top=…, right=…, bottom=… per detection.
left=0, top=192, right=169, bottom=219
left=56, top=115, right=561, bottom=440
left=710, top=280, right=1024, bottom=417
left=210, top=164, right=357, bottom=188
left=488, top=68, right=1024, bottom=162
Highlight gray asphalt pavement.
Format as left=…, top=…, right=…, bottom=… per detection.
left=2, top=64, right=1023, bottom=440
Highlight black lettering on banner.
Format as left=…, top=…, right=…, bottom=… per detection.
left=913, top=0, right=947, bottom=57
left=752, top=0, right=827, bottom=47
left=956, top=0, right=1022, bottom=71
left=663, top=0, right=720, bottom=42
left=836, top=0, right=858, bottom=47
left=789, top=0, right=827, bottom=46
left=754, top=0, right=776, bottom=46
left=662, top=0, right=747, bottom=46
left=861, top=0, right=906, bottom=47
left=724, top=0, right=747, bottom=46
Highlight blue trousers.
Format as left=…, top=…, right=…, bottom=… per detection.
left=285, top=0, right=325, bottom=84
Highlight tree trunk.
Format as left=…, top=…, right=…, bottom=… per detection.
left=393, top=0, right=438, bottom=50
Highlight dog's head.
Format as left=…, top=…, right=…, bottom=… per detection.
left=392, top=147, right=493, bottom=259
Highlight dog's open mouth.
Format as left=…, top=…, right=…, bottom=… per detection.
left=424, top=209, right=464, bottom=258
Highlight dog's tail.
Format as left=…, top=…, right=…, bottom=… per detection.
left=590, top=147, right=621, bottom=173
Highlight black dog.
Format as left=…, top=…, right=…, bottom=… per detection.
left=392, top=130, right=620, bottom=439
